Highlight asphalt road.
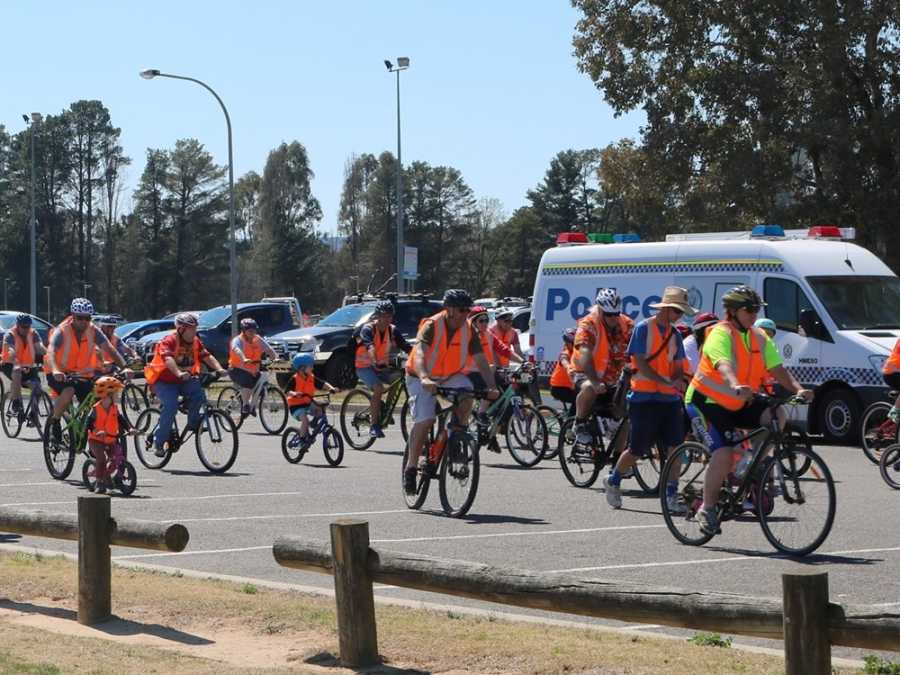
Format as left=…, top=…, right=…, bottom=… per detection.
left=1, top=408, right=898, bottom=662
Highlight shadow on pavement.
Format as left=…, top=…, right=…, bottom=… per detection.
left=458, top=513, right=549, bottom=526
left=704, top=544, right=879, bottom=566
left=162, top=470, right=252, bottom=477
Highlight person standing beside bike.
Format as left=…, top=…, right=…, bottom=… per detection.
left=143, top=313, right=227, bottom=457
left=1, top=314, right=46, bottom=417
left=354, top=301, right=413, bottom=438
left=403, top=290, right=499, bottom=494
left=603, top=287, right=693, bottom=511
left=229, top=318, right=279, bottom=417
left=685, top=286, right=813, bottom=535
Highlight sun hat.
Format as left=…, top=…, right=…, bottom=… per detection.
left=649, top=287, right=698, bottom=316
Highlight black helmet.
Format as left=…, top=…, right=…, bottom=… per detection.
left=722, top=285, right=766, bottom=311
left=15, top=313, right=32, bottom=326
left=442, top=289, right=473, bottom=309
left=373, top=300, right=394, bottom=317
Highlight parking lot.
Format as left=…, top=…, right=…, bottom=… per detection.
left=1, top=413, right=899, bottom=661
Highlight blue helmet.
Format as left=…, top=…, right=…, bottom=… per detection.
left=15, top=313, right=32, bottom=326
left=754, top=317, right=777, bottom=334
left=292, top=352, right=314, bottom=370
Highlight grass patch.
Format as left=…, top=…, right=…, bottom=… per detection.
left=0, top=650, right=62, bottom=674
left=241, top=583, right=258, bottom=595
left=864, top=655, right=900, bottom=674
left=688, top=632, right=733, bottom=648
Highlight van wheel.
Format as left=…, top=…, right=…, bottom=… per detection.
left=816, top=388, right=860, bottom=445
left=325, top=353, right=357, bottom=390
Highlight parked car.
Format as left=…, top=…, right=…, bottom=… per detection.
left=268, top=297, right=442, bottom=388
left=114, top=319, right=176, bottom=353
left=0, top=311, right=53, bottom=344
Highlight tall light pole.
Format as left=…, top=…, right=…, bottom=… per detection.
left=384, top=57, right=409, bottom=294
left=3, top=278, right=10, bottom=309
left=83, top=282, right=91, bottom=299
left=23, top=113, right=41, bottom=315
left=140, top=68, right=238, bottom=336
left=44, top=286, right=50, bottom=322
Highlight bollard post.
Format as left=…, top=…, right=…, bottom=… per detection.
left=782, top=570, right=830, bottom=674
left=330, top=519, right=378, bottom=667
left=78, top=494, right=112, bottom=625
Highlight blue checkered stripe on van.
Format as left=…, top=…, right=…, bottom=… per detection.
left=542, top=260, right=784, bottom=276
left=786, top=365, right=883, bottom=387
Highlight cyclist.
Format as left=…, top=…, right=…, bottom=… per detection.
left=86, top=375, right=135, bottom=493
left=1, top=313, right=46, bottom=417
left=549, top=328, right=577, bottom=415
left=143, top=313, right=227, bottom=457
left=603, top=286, right=693, bottom=511
left=685, top=285, right=813, bottom=535
left=572, top=289, right=635, bottom=445
left=682, top=311, right=719, bottom=377
left=228, top=317, right=279, bottom=417
left=884, top=337, right=900, bottom=423
left=45, top=298, right=131, bottom=439
left=403, top=289, right=499, bottom=494
left=490, top=308, right=524, bottom=367
left=95, top=315, right=139, bottom=371
left=354, top=301, right=413, bottom=438
left=287, top=352, right=336, bottom=442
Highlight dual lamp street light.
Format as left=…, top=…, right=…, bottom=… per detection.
left=384, top=57, right=409, bottom=294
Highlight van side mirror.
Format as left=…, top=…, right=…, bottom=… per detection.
left=800, top=309, right=824, bottom=339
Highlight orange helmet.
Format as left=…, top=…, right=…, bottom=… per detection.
left=93, top=376, right=124, bottom=398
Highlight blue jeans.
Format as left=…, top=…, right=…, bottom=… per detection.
left=153, top=378, right=206, bottom=450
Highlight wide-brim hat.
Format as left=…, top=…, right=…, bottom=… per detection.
left=649, top=286, right=698, bottom=316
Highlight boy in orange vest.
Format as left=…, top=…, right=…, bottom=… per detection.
left=287, top=352, right=336, bottom=442
left=86, top=376, right=135, bottom=493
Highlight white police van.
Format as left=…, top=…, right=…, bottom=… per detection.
left=530, top=226, right=900, bottom=444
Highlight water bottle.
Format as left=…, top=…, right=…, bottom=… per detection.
left=734, top=441, right=754, bottom=479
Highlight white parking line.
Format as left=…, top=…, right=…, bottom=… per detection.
left=0, top=481, right=62, bottom=488
left=167, top=509, right=412, bottom=523
left=372, top=524, right=666, bottom=544
left=0, top=469, right=32, bottom=473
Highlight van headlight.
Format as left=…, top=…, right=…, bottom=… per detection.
left=869, top=355, right=887, bottom=373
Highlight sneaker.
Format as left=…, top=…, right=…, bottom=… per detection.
left=488, top=437, right=501, bottom=453
left=241, top=404, right=251, bottom=417
left=602, top=475, right=622, bottom=509
left=369, top=424, right=382, bottom=438
left=574, top=423, right=593, bottom=446
left=403, top=467, right=417, bottom=495
left=95, top=482, right=107, bottom=494
left=154, top=444, right=168, bottom=458
left=889, top=407, right=900, bottom=423
left=10, top=398, right=23, bottom=414
left=376, top=426, right=386, bottom=438
left=666, top=494, right=688, bottom=515
left=742, top=498, right=755, bottom=512
left=697, top=507, right=721, bottom=535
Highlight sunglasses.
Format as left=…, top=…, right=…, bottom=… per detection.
left=73, top=314, right=91, bottom=321
left=741, top=304, right=761, bottom=314
left=475, top=317, right=489, bottom=324
left=602, top=311, right=621, bottom=318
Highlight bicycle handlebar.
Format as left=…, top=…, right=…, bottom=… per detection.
left=754, top=393, right=808, bottom=408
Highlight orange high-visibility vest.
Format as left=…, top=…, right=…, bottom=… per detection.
left=490, top=326, right=517, bottom=367
left=355, top=324, right=392, bottom=369
left=287, top=370, right=316, bottom=407
left=691, top=321, right=768, bottom=411
left=550, top=344, right=574, bottom=388
left=405, top=311, right=470, bottom=379
left=884, top=339, right=900, bottom=375
left=464, top=327, right=496, bottom=374
left=52, top=317, right=97, bottom=376
left=88, top=402, right=120, bottom=446
left=1, top=329, right=36, bottom=366
left=630, top=316, right=680, bottom=396
left=229, top=334, right=264, bottom=374
left=144, top=333, right=202, bottom=385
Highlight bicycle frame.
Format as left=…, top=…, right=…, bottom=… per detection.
left=62, top=390, right=98, bottom=456
left=377, top=373, right=406, bottom=427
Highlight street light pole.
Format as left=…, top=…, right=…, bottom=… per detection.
left=140, top=69, right=238, bottom=337
left=384, top=58, right=409, bottom=294
left=83, top=283, right=91, bottom=299
left=24, top=113, right=41, bottom=316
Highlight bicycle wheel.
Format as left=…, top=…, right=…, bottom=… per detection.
left=121, top=383, right=149, bottom=428
left=30, top=392, right=53, bottom=439
left=339, top=388, right=376, bottom=450
left=860, top=402, right=897, bottom=464
left=43, top=416, right=76, bottom=480
left=758, top=446, right=836, bottom=556
left=400, top=397, right=413, bottom=443
left=659, top=442, right=715, bottom=547
left=82, top=459, right=99, bottom=491
left=439, top=432, right=480, bottom=517
left=281, top=428, right=307, bottom=464
left=879, top=443, right=900, bottom=490
left=781, top=427, right=813, bottom=477
left=115, top=461, right=138, bottom=496
left=633, top=439, right=668, bottom=495
left=557, top=418, right=604, bottom=488
left=195, top=409, right=238, bottom=473
left=504, top=404, right=548, bottom=467
left=1, top=394, right=23, bottom=439
left=216, top=385, right=245, bottom=429
left=536, top=405, right=564, bottom=460
left=259, top=385, right=289, bottom=434
left=133, top=408, right=172, bottom=470
left=323, top=428, right=345, bottom=466
left=401, top=439, right=431, bottom=509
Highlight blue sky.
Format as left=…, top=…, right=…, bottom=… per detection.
left=1, top=1, right=644, bottom=233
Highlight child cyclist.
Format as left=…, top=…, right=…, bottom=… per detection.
left=86, top=376, right=136, bottom=493
left=286, top=353, right=337, bottom=443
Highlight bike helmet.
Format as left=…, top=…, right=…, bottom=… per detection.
left=675, top=324, right=691, bottom=339
left=495, top=308, right=514, bottom=320
left=442, top=289, right=473, bottom=309
left=70, top=297, right=94, bottom=316
left=95, top=315, right=117, bottom=327
left=595, top=288, right=622, bottom=314
left=562, top=327, right=576, bottom=344
left=754, top=317, right=777, bottom=334
left=373, top=300, right=395, bottom=317
left=721, top=285, right=766, bottom=311
left=292, top=352, right=314, bottom=370
left=240, top=317, right=258, bottom=330
left=174, top=312, right=198, bottom=327
left=469, top=305, right=489, bottom=321
left=93, top=375, right=124, bottom=398
left=692, top=312, right=719, bottom=332
left=15, top=313, right=32, bottom=326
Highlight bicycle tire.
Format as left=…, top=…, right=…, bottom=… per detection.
left=216, top=385, right=245, bottom=429
left=402, top=439, right=431, bottom=509
left=781, top=427, right=813, bottom=477
left=82, top=459, right=98, bottom=491
left=758, top=446, right=836, bottom=556
left=659, top=442, right=715, bottom=547
left=195, top=409, right=239, bottom=473
left=323, top=428, right=345, bottom=466
left=121, top=383, right=149, bottom=429
left=504, top=404, right=548, bottom=467
left=860, top=402, right=897, bottom=464
left=43, top=417, right=76, bottom=480
left=259, top=385, right=289, bottom=434
left=879, top=443, right=900, bottom=490
left=30, top=392, right=53, bottom=440
left=633, top=439, right=668, bottom=496
left=281, top=428, right=307, bottom=464
left=536, top=405, right=564, bottom=460
left=133, top=408, right=172, bottom=470
left=400, top=397, right=412, bottom=444
left=115, top=461, right=138, bottom=496
left=439, top=432, right=480, bottom=517
left=340, top=388, right=375, bottom=450
left=0, top=394, right=23, bottom=439
left=557, top=418, right=604, bottom=488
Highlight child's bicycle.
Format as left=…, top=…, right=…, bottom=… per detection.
left=879, top=442, right=900, bottom=489
left=82, top=434, right=137, bottom=496
left=1, top=381, right=52, bottom=440
left=216, top=359, right=290, bottom=434
left=281, top=395, right=344, bottom=466
left=339, top=355, right=413, bottom=450
left=860, top=389, right=900, bottom=464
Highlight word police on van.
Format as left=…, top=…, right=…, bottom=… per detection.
left=530, top=226, right=900, bottom=444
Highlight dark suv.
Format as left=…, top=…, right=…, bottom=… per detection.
left=268, top=297, right=442, bottom=388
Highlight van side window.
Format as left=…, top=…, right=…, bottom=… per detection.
left=764, top=278, right=813, bottom=333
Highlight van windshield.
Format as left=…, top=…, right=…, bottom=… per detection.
left=807, top=276, right=900, bottom=330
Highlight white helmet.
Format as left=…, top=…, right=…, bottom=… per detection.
left=70, top=297, right=94, bottom=315
left=595, top=288, right=621, bottom=314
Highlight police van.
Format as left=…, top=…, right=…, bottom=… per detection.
left=530, top=225, right=900, bottom=444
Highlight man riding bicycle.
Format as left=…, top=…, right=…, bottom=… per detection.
left=228, top=317, right=279, bottom=416
left=354, top=300, right=413, bottom=438
left=685, top=285, right=813, bottom=535
left=94, top=315, right=139, bottom=371
left=144, top=313, right=227, bottom=457
left=1, top=313, right=46, bottom=417
left=403, top=289, right=499, bottom=494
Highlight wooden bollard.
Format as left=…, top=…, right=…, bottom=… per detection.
left=330, top=519, right=378, bottom=667
left=77, top=495, right=112, bottom=625
left=783, top=571, right=830, bottom=674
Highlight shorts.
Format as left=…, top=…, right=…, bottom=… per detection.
left=550, top=385, right=575, bottom=405
left=467, top=372, right=487, bottom=392
left=883, top=373, right=900, bottom=391
left=289, top=404, right=311, bottom=419
left=688, top=397, right=768, bottom=451
left=48, top=376, right=94, bottom=401
left=229, top=367, right=260, bottom=389
left=1, top=364, right=41, bottom=385
left=406, top=373, right=472, bottom=424
left=356, top=367, right=395, bottom=389
left=627, top=400, right=684, bottom=456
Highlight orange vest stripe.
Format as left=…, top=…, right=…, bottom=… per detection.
left=630, top=316, right=679, bottom=396
left=691, top=322, right=768, bottom=410
left=2, top=329, right=36, bottom=366
left=88, top=402, right=120, bottom=445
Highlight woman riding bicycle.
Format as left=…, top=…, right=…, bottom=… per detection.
left=549, top=327, right=576, bottom=416
left=228, top=317, right=279, bottom=417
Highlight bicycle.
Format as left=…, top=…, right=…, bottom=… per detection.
left=661, top=394, right=836, bottom=556
left=860, top=390, right=900, bottom=464
left=471, top=366, right=547, bottom=468
left=281, top=394, right=344, bottom=466
left=82, top=433, right=138, bottom=496
left=132, top=373, right=239, bottom=474
left=536, top=399, right=573, bottom=461
left=401, top=387, right=480, bottom=517
left=1, top=379, right=52, bottom=440
left=216, top=360, right=289, bottom=434
left=340, top=356, right=414, bottom=450
left=879, top=442, right=900, bottom=489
